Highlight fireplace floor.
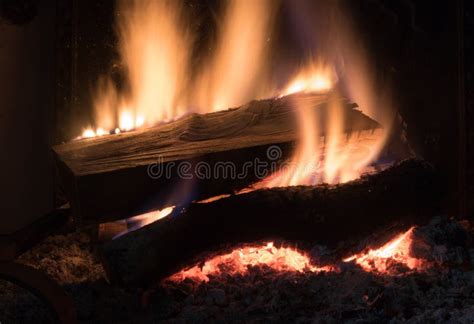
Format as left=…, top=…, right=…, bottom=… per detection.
left=1, top=217, right=473, bottom=323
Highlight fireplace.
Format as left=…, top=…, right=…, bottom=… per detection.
left=0, top=0, right=472, bottom=323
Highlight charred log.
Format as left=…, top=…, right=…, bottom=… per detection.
left=101, top=159, right=443, bottom=288
left=53, top=92, right=381, bottom=223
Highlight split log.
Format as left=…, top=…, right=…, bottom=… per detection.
left=101, top=159, right=443, bottom=288
left=53, top=92, right=381, bottom=223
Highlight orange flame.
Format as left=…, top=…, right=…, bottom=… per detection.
left=281, top=61, right=335, bottom=97
left=243, top=42, right=391, bottom=188
left=113, top=206, right=175, bottom=239
left=85, top=0, right=193, bottom=139
left=82, top=3, right=392, bottom=193
left=168, top=242, right=334, bottom=283
left=117, top=0, right=192, bottom=125
left=83, top=0, right=277, bottom=139
left=343, top=227, right=425, bottom=274
left=193, top=0, right=276, bottom=112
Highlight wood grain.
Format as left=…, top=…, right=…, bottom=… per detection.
left=53, top=92, right=381, bottom=223
left=101, top=159, right=442, bottom=288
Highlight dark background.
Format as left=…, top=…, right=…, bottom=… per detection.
left=0, top=0, right=469, bottom=234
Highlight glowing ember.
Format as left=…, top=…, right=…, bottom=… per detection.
left=168, top=242, right=335, bottom=283
left=343, top=227, right=425, bottom=274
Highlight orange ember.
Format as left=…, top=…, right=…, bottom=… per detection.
left=168, top=242, right=335, bottom=283
left=343, top=227, right=425, bottom=274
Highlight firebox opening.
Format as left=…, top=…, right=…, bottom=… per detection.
left=0, top=0, right=470, bottom=323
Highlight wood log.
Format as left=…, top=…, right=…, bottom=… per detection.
left=53, top=92, right=381, bottom=223
left=101, top=159, right=443, bottom=288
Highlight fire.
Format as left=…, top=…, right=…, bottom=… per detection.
left=192, top=0, right=276, bottom=112
left=81, top=0, right=276, bottom=139
left=84, top=0, right=193, bottom=139
left=249, top=96, right=385, bottom=189
left=81, top=128, right=96, bottom=139
left=281, top=62, right=335, bottom=97
left=77, top=127, right=109, bottom=139
left=117, top=0, right=192, bottom=126
left=168, top=242, right=334, bottom=283
left=80, top=2, right=391, bottom=192
left=113, top=206, right=174, bottom=239
left=343, top=227, right=425, bottom=274
left=166, top=228, right=427, bottom=284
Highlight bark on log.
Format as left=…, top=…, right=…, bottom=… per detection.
left=53, top=92, right=381, bottom=223
left=101, top=159, right=443, bottom=288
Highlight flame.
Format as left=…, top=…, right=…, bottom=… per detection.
left=246, top=1, right=394, bottom=188
left=281, top=61, right=335, bottom=97
left=193, top=0, right=276, bottom=112
left=83, top=0, right=276, bottom=139
left=87, top=0, right=193, bottom=139
left=265, top=99, right=321, bottom=187
left=250, top=94, right=384, bottom=189
left=93, top=77, right=118, bottom=131
left=118, top=110, right=135, bottom=132
left=80, top=128, right=96, bottom=139
left=343, top=227, right=425, bottom=274
left=82, top=2, right=392, bottom=191
left=168, top=242, right=334, bottom=283
left=118, top=0, right=192, bottom=125
left=113, top=206, right=175, bottom=239
left=77, top=127, right=109, bottom=139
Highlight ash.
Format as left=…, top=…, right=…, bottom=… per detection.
left=1, top=217, right=473, bottom=323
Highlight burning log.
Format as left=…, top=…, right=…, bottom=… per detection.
left=53, top=92, right=381, bottom=223
left=101, top=159, right=443, bottom=288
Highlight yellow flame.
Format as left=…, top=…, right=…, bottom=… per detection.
left=89, top=0, right=192, bottom=138
left=118, top=0, right=192, bottom=125
left=81, top=128, right=96, bottom=139
left=113, top=206, right=175, bottom=239
left=281, top=61, right=336, bottom=97
left=93, top=77, right=118, bottom=132
left=83, top=1, right=392, bottom=191
left=193, top=0, right=276, bottom=112
left=85, top=0, right=277, bottom=139
left=127, top=206, right=174, bottom=229
left=119, top=110, right=135, bottom=131
left=266, top=99, right=320, bottom=187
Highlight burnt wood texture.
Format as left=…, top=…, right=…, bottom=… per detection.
left=53, top=92, right=381, bottom=223
left=101, top=159, right=442, bottom=288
